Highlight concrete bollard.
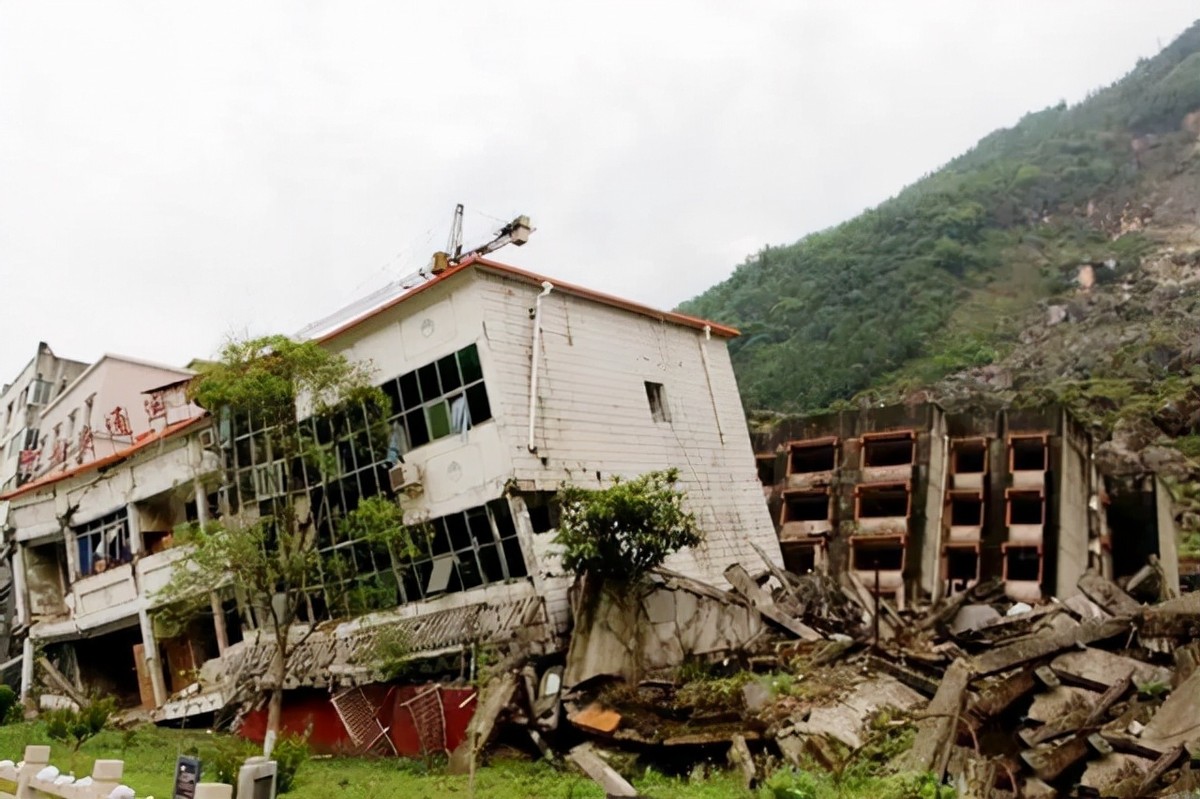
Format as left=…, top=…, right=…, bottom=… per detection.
left=195, top=784, right=234, bottom=799
left=236, top=756, right=278, bottom=799
left=90, top=758, right=125, bottom=798
left=16, top=745, right=50, bottom=799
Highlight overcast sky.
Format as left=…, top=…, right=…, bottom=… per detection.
left=1, top=2, right=1196, bottom=380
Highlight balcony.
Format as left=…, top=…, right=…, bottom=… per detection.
left=784, top=438, right=837, bottom=490
left=778, top=488, right=833, bottom=540
left=860, top=431, right=915, bottom=484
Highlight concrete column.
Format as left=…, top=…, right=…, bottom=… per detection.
left=127, top=502, right=144, bottom=557
left=11, top=545, right=28, bottom=628
left=19, top=637, right=34, bottom=702
left=210, top=592, right=229, bottom=656
left=137, top=608, right=167, bottom=707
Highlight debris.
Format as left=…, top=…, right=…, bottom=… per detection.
left=727, top=734, right=757, bottom=791
left=568, top=702, right=622, bottom=736
left=446, top=671, right=517, bottom=774
left=567, top=743, right=639, bottom=797
left=899, top=659, right=970, bottom=777
left=1077, top=571, right=1142, bottom=616
left=724, top=563, right=822, bottom=641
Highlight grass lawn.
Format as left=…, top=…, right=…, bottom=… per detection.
left=0, top=722, right=749, bottom=799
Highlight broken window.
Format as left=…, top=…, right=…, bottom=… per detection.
left=73, top=508, right=132, bottom=578
left=856, top=483, right=910, bottom=519
left=953, top=439, right=987, bottom=474
left=378, top=343, right=492, bottom=451
left=756, top=454, right=776, bottom=487
left=862, top=433, right=914, bottom=468
left=1007, top=490, right=1044, bottom=526
left=1005, top=546, right=1041, bottom=582
left=781, top=490, right=831, bottom=523
left=318, top=498, right=529, bottom=617
left=1010, top=435, right=1047, bottom=472
left=521, top=492, right=560, bottom=534
left=781, top=541, right=820, bottom=575
left=787, top=439, right=837, bottom=474
left=852, top=537, right=904, bottom=572
left=945, top=547, right=979, bottom=583
left=949, top=492, right=984, bottom=527
left=644, top=381, right=670, bottom=423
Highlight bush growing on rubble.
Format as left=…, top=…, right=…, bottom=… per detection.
left=555, top=468, right=701, bottom=581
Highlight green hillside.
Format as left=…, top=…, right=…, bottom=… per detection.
left=680, top=20, right=1200, bottom=416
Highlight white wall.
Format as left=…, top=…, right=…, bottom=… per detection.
left=474, top=270, right=782, bottom=599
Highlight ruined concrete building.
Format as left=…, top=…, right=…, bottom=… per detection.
left=0, top=256, right=781, bottom=747
left=754, top=402, right=1179, bottom=606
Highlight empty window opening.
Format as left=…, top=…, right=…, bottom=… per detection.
left=953, top=440, right=987, bottom=474
left=644, top=382, right=670, bottom=423
left=857, top=484, right=910, bottom=519
left=1011, top=436, right=1047, bottom=472
left=946, top=548, right=979, bottom=582
left=521, top=492, right=560, bottom=534
left=1008, top=492, right=1044, bottom=526
left=852, top=539, right=904, bottom=572
left=1005, top=547, right=1041, bottom=582
left=782, top=491, right=831, bottom=523
left=756, top=454, right=776, bottom=486
left=782, top=542, right=818, bottom=575
left=788, top=441, right=836, bottom=474
left=950, top=494, right=984, bottom=527
left=862, top=434, right=914, bottom=468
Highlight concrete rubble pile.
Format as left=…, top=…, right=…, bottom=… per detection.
left=461, top=550, right=1200, bottom=798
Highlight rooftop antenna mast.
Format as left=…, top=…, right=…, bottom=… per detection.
left=432, top=205, right=533, bottom=273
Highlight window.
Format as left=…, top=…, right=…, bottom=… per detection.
left=945, top=547, right=979, bottom=584
left=30, top=378, right=53, bottom=406
left=949, top=492, right=984, bottom=527
left=1010, top=436, right=1047, bottom=472
left=953, top=439, right=987, bottom=474
left=781, top=490, right=831, bottom=523
left=862, top=433, right=914, bottom=468
left=379, top=344, right=492, bottom=452
left=788, top=440, right=837, bottom=474
left=73, top=508, right=132, bottom=578
left=1005, top=547, right=1041, bottom=581
left=644, top=381, right=670, bottom=423
left=852, top=537, right=905, bottom=571
left=1007, top=491, right=1044, bottom=525
left=856, top=483, right=910, bottom=519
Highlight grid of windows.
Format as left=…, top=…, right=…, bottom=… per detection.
left=378, top=344, right=491, bottom=451
left=220, top=343, right=513, bottom=621
left=73, top=508, right=131, bottom=579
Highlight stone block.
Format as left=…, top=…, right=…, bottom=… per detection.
left=91, top=759, right=124, bottom=781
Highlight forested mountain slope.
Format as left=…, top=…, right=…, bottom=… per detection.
left=680, top=20, right=1200, bottom=420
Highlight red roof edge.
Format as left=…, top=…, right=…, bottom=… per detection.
left=317, top=256, right=738, bottom=344
left=0, top=414, right=210, bottom=501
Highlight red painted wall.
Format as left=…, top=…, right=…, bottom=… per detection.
left=239, top=684, right=477, bottom=757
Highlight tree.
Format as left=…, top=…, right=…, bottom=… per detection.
left=156, top=335, right=409, bottom=755
left=554, top=468, right=702, bottom=581
left=44, top=695, right=115, bottom=752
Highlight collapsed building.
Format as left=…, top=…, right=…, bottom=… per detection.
left=753, top=403, right=1180, bottom=607
left=0, top=255, right=783, bottom=752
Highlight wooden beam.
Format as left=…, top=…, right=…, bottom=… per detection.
left=568, top=743, right=639, bottom=797
left=725, top=563, right=822, bottom=641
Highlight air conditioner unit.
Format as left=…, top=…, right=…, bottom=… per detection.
left=197, top=428, right=218, bottom=450
left=389, top=462, right=423, bottom=496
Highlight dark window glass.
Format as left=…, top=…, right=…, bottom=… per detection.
left=437, top=354, right=462, bottom=393
left=429, top=519, right=452, bottom=556
left=380, top=380, right=401, bottom=415
left=446, top=513, right=472, bottom=550
left=490, top=499, right=515, bottom=538
left=466, top=383, right=491, bottom=425
left=406, top=409, right=429, bottom=447
left=458, top=553, right=483, bottom=590
left=477, top=544, right=504, bottom=582
left=502, top=536, right=528, bottom=578
left=398, top=372, right=421, bottom=409
left=459, top=344, right=482, bottom=383
left=418, top=363, right=441, bottom=402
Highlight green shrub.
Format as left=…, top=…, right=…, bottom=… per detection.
left=555, top=469, right=701, bottom=580
left=44, top=696, right=115, bottom=751
left=0, top=686, right=18, bottom=725
left=273, top=732, right=310, bottom=794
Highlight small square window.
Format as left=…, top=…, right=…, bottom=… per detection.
left=644, top=381, right=670, bottom=423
